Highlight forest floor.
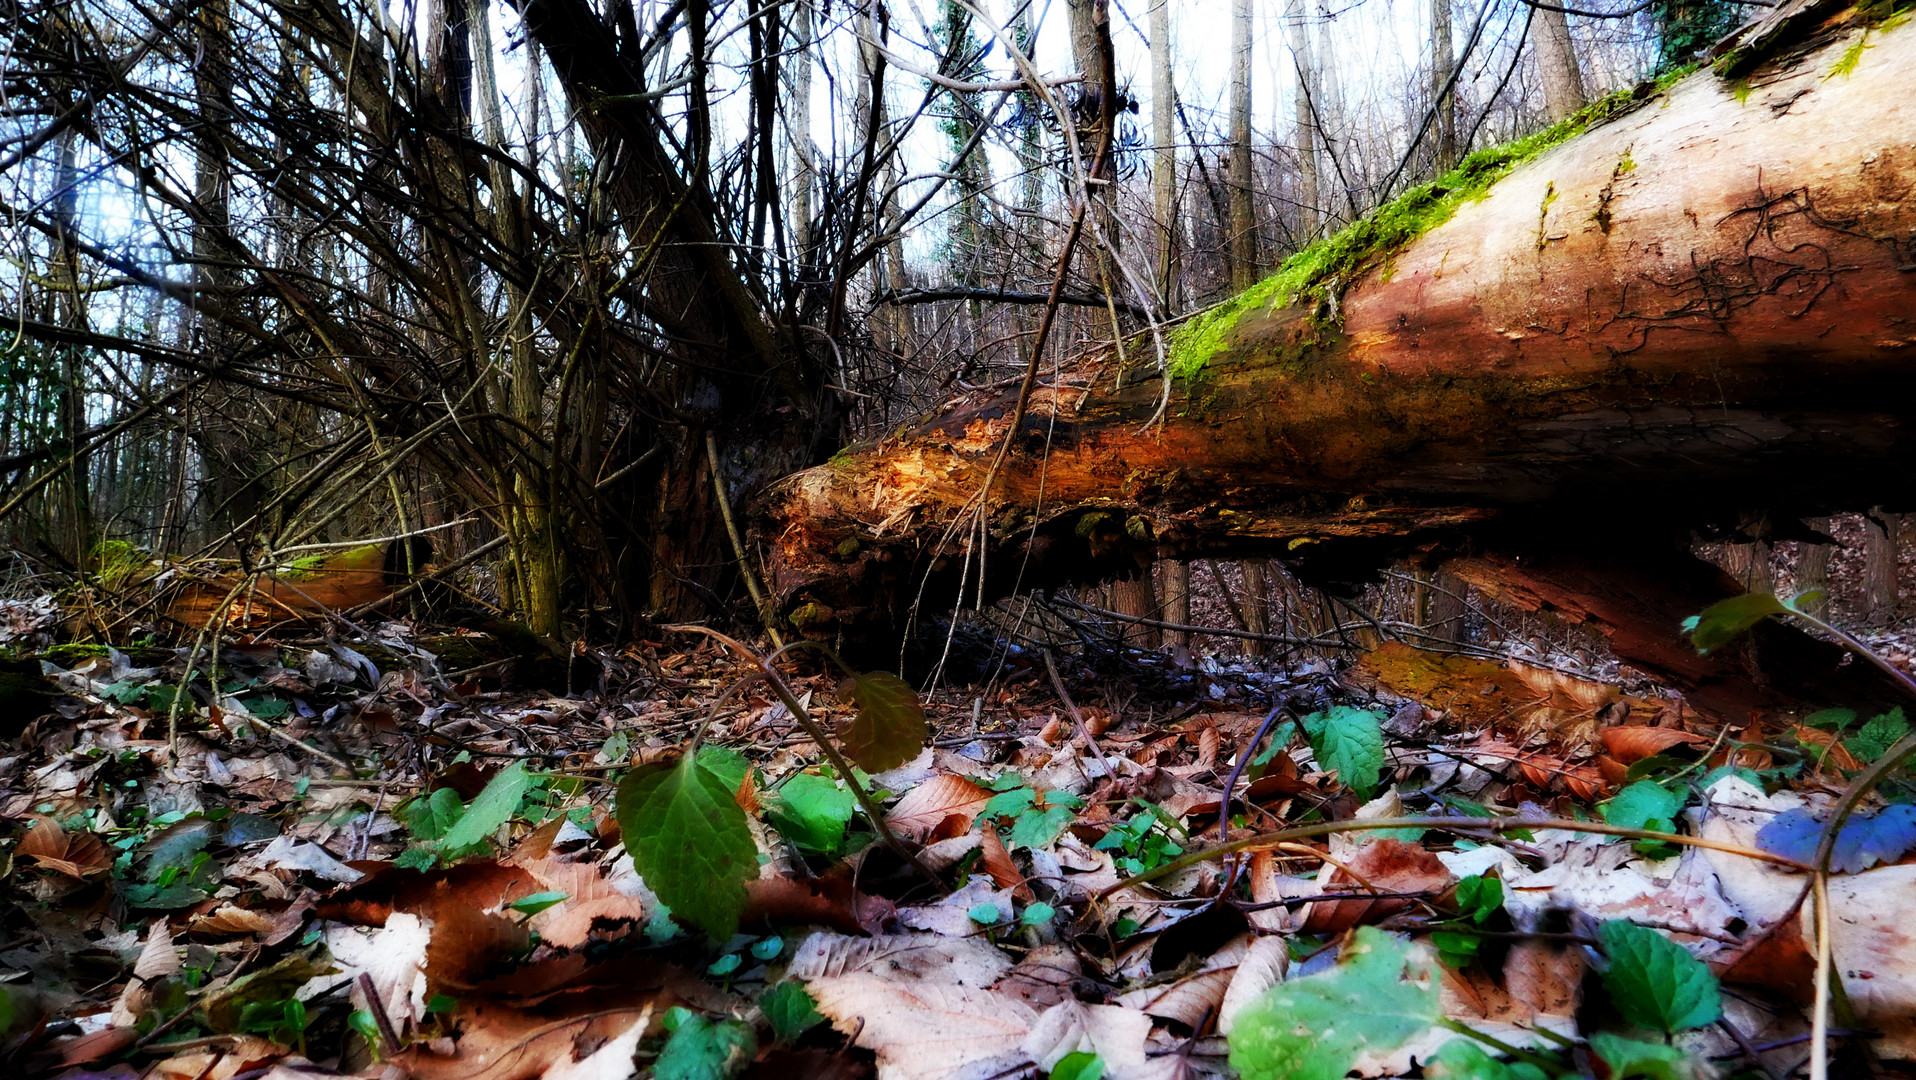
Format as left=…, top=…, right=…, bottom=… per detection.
left=1, top=600, right=1914, bottom=1080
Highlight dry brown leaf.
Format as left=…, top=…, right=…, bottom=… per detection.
left=17, top=815, right=109, bottom=879
left=1116, top=934, right=1247, bottom=1028
left=743, top=875, right=896, bottom=935
left=400, top=1000, right=660, bottom=1080
left=426, top=901, right=533, bottom=991
left=1718, top=914, right=1815, bottom=1003
left=807, top=972, right=1036, bottom=1080
left=1600, top=725, right=1708, bottom=764
left=1018, top=998, right=1150, bottom=1076
left=188, top=903, right=278, bottom=937
left=1301, top=838, right=1455, bottom=935
left=327, top=912, right=431, bottom=1033
left=790, top=931, right=1011, bottom=987
left=976, top=825, right=1030, bottom=900
left=1218, top=935, right=1290, bottom=1035
left=1792, top=725, right=1863, bottom=772
left=886, top=774, right=993, bottom=841
left=996, top=945, right=1082, bottom=1008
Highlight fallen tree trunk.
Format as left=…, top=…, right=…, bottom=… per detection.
left=756, top=11, right=1916, bottom=701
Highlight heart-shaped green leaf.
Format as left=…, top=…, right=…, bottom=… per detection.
left=836, top=670, right=927, bottom=772
left=616, top=755, right=759, bottom=940
left=1598, top=920, right=1721, bottom=1033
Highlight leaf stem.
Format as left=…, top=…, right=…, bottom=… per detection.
left=1435, top=1017, right=1561, bottom=1073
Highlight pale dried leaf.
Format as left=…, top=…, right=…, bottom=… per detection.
left=887, top=774, right=993, bottom=841
left=1018, top=998, right=1151, bottom=1077
left=1218, top=935, right=1290, bottom=1035
left=807, top=972, right=1035, bottom=1080
left=790, top=931, right=1012, bottom=987
left=542, top=1006, right=649, bottom=1080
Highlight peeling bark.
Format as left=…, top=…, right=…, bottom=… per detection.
left=757, top=16, right=1916, bottom=672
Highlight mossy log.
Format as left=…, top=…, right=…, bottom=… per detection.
left=756, top=12, right=1916, bottom=692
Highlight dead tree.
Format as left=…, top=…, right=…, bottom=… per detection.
left=756, top=9, right=1916, bottom=715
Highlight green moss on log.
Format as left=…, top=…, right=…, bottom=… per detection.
left=1167, top=67, right=1693, bottom=381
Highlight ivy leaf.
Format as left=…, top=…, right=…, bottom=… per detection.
left=761, top=981, right=823, bottom=1042
left=1681, top=592, right=1790, bottom=654
left=1586, top=1033, right=1697, bottom=1079
left=1756, top=804, right=1916, bottom=873
left=616, top=755, right=759, bottom=940
left=656, top=1008, right=757, bottom=1080
left=1847, top=707, right=1910, bottom=762
left=439, top=762, right=530, bottom=855
left=1300, top=706, right=1386, bottom=798
left=1228, top=926, right=1440, bottom=1080
left=836, top=671, right=928, bottom=772
left=1423, top=1039, right=1549, bottom=1080
left=1598, top=920, right=1721, bottom=1033
left=767, top=772, right=855, bottom=854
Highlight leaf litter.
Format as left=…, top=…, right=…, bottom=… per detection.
left=0, top=619, right=1914, bottom=1080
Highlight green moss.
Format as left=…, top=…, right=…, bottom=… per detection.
left=87, top=539, right=151, bottom=590
left=834, top=538, right=861, bottom=558
left=1166, top=66, right=1694, bottom=381
left=44, top=643, right=109, bottom=664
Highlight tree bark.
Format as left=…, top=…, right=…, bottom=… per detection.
left=1228, top=0, right=1257, bottom=291
left=756, top=22, right=1916, bottom=662
left=1533, top=6, right=1588, bottom=122
left=1430, top=0, right=1458, bottom=171
left=1288, top=0, right=1320, bottom=240
left=1150, top=0, right=1176, bottom=305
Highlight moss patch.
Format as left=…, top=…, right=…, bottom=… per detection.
left=1167, top=66, right=1694, bottom=381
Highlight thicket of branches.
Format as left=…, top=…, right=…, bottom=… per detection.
left=0, top=0, right=1732, bottom=641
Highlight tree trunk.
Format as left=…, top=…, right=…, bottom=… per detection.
left=1161, top=559, right=1190, bottom=648
left=1228, top=0, right=1257, bottom=291
left=1797, top=516, right=1832, bottom=617
left=1430, top=0, right=1457, bottom=171
left=757, top=23, right=1916, bottom=669
left=1150, top=0, right=1176, bottom=305
left=1288, top=0, right=1320, bottom=240
left=1863, top=507, right=1899, bottom=625
left=1534, top=6, right=1588, bottom=122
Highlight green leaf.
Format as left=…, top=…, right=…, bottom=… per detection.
left=1228, top=926, right=1441, bottom=1080
left=394, top=848, right=437, bottom=871
left=1455, top=875, right=1502, bottom=923
left=1681, top=593, right=1789, bottom=654
left=1009, top=804, right=1074, bottom=850
left=1847, top=707, right=1910, bottom=762
left=982, top=785, right=1036, bottom=820
left=751, top=935, right=784, bottom=961
left=762, top=981, right=824, bottom=1042
left=1423, top=1039, right=1548, bottom=1080
left=1600, top=779, right=1684, bottom=852
left=1300, top=706, right=1386, bottom=798
left=696, top=746, right=751, bottom=794
left=615, top=755, right=759, bottom=940
left=968, top=902, right=1004, bottom=925
left=1022, top=901, right=1057, bottom=926
left=507, top=890, right=568, bottom=916
left=1587, top=1033, right=1697, bottom=1079
left=767, top=772, right=855, bottom=854
left=399, top=787, right=466, bottom=842
left=1050, top=1051, right=1105, bottom=1080
left=439, top=762, right=531, bottom=855
left=655, top=1011, right=758, bottom=1080
left=1802, top=707, right=1858, bottom=731
left=1430, top=929, right=1482, bottom=969
left=348, top=1009, right=383, bottom=1056
left=1598, top=920, right=1721, bottom=1033
left=0, top=985, right=14, bottom=1037
left=836, top=670, right=928, bottom=772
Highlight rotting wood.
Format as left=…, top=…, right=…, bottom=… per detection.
left=754, top=13, right=1916, bottom=690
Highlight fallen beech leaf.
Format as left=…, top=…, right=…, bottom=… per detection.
left=1601, top=726, right=1708, bottom=765
left=1792, top=725, right=1862, bottom=772
left=806, top=973, right=1035, bottom=1080
left=1219, top=935, right=1292, bottom=1035
left=743, top=875, right=896, bottom=935
left=790, top=931, right=1012, bottom=987
left=426, top=900, right=533, bottom=991
left=886, top=774, right=992, bottom=841
left=976, top=825, right=1028, bottom=898
left=317, top=859, right=542, bottom=926
left=17, top=815, right=109, bottom=879
left=187, top=903, right=277, bottom=937
left=1302, top=839, right=1455, bottom=936
left=1718, top=916, right=1815, bottom=1003
left=1117, top=934, right=1248, bottom=1028
left=400, top=1000, right=662, bottom=1080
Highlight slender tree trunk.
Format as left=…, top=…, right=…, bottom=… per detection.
left=1864, top=508, right=1899, bottom=625
left=1288, top=0, right=1320, bottom=240
left=1430, top=0, right=1457, bottom=171
left=1150, top=0, right=1176, bottom=306
left=1534, top=6, right=1588, bottom=122
left=1228, top=0, right=1257, bottom=291
left=1798, top=516, right=1832, bottom=618
left=787, top=0, right=815, bottom=262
